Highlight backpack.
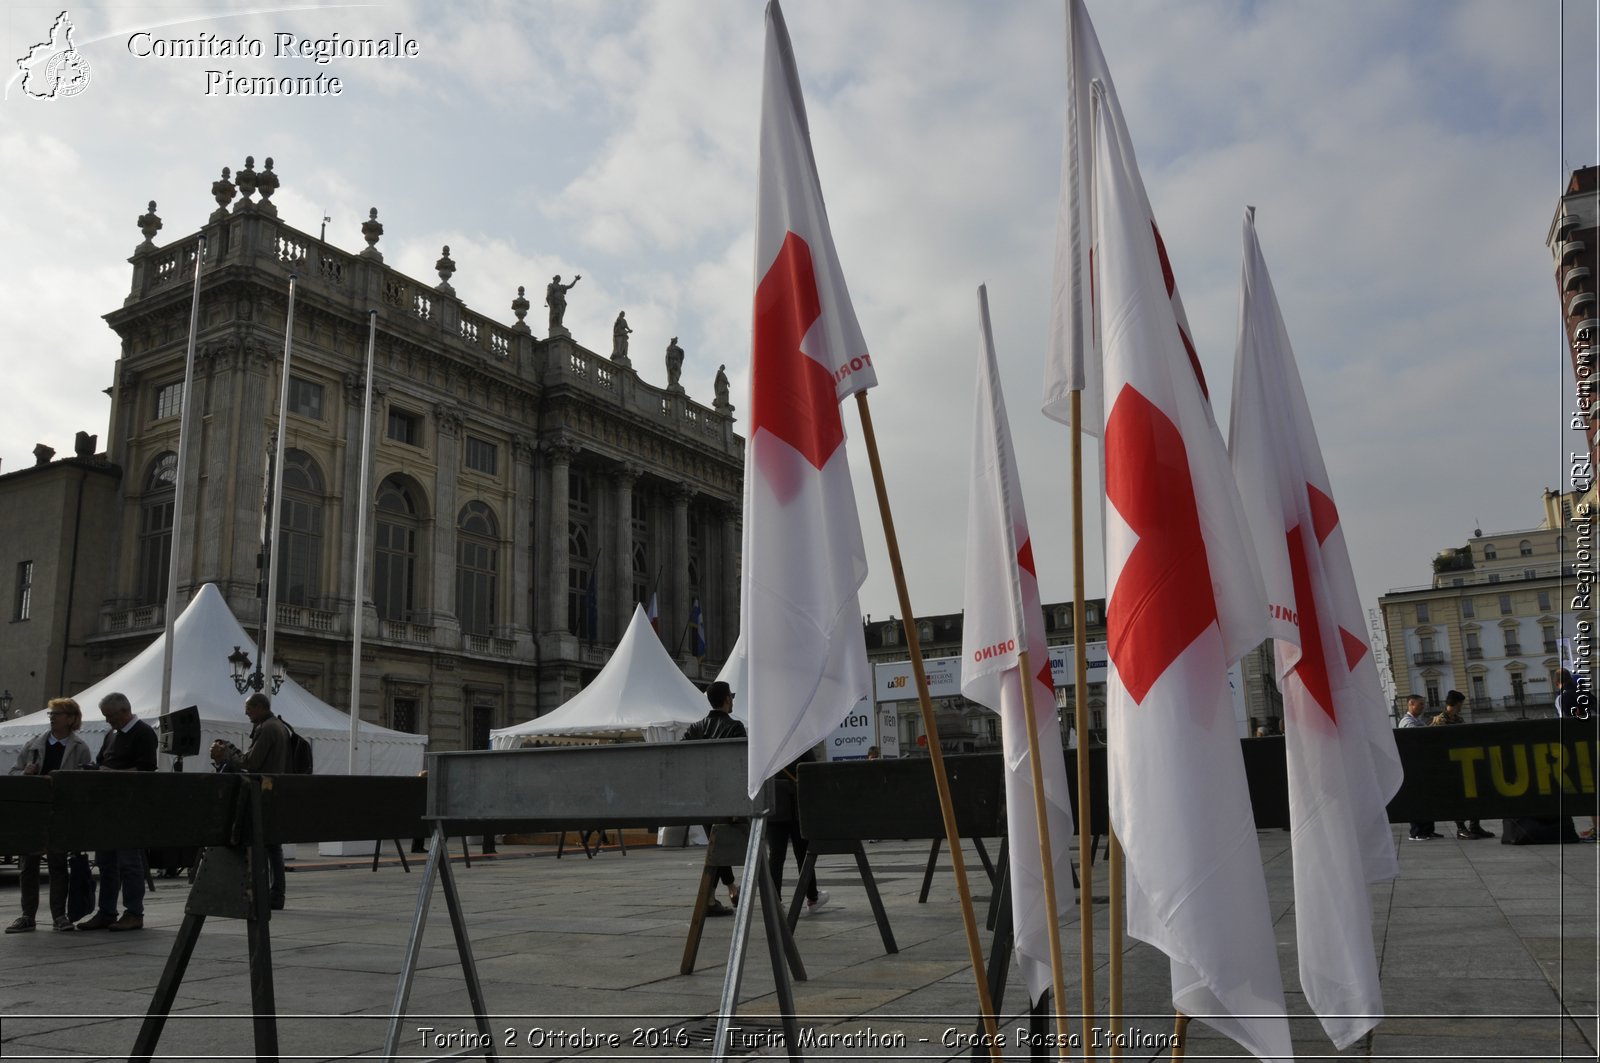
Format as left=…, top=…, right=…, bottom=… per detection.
left=282, top=720, right=314, bottom=774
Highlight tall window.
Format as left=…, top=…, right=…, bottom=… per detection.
left=14, top=561, right=32, bottom=621
left=1538, top=590, right=1552, bottom=611
left=287, top=376, right=325, bottom=420
left=1461, top=598, right=1475, bottom=618
left=375, top=477, right=420, bottom=621
left=390, top=697, right=418, bottom=734
left=276, top=450, right=323, bottom=606
left=464, top=436, right=498, bottom=475
left=1498, top=594, right=1513, bottom=615
left=136, top=453, right=177, bottom=605
left=456, top=501, right=499, bottom=636
left=154, top=382, right=182, bottom=420
left=568, top=468, right=592, bottom=636
left=1415, top=602, right=1430, bottom=622
left=387, top=407, right=421, bottom=447
left=631, top=491, right=650, bottom=604
left=1470, top=675, right=1486, bottom=703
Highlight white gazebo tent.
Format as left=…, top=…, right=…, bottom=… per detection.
left=490, top=605, right=710, bottom=747
left=0, top=583, right=426, bottom=775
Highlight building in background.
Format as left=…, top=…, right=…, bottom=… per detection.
left=1549, top=165, right=1598, bottom=472
left=1379, top=494, right=1582, bottom=718
left=0, top=160, right=743, bottom=750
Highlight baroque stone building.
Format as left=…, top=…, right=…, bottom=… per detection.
left=6, top=159, right=744, bottom=751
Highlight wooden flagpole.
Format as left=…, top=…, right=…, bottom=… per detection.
left=855, top=391, right=1002, bottom=1056
left=1070, top=389, right=1099, bottom=1054
left=1016, top=647, right=1072, bottom=1054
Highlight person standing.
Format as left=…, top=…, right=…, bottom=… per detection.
left=766, top=748, right=828, bottom=915
left=1399, top=695, right=1439, bottom=841
left=6, top=698, right=93, bottom=932
left=1432, top=690, right=1493, bottom=839
left=682, top=681, right=745, bottom=914
left=78, top=692, right=158, bottom=931
left=211, top=692, right=291, bottom=909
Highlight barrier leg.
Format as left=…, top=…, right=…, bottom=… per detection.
left=438, top=834, right=497, bottom=1059
left=383, top=822, right=446, bottom=1058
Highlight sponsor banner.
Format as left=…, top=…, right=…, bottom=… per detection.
left=874, top=643, right=1110, bottom=703
left=823, top=699, right=875, bottom=760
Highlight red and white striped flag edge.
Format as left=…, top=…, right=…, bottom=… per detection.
left=741, top=0, right=872, bottom=797
left=1085, top=44, right=1293, bottom=1063
left=1229, top=207, right=1403, bottom=1049
left=960, top=284, right=1074, bottom=1004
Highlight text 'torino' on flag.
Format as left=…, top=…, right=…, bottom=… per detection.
left=1073, top=4, right=1291, bottom=1060
left=740, top=0, right=872, bottom=798
left=1229, top=206, right=1402, bottom=1050
left=961, top=284, right=1074, bottom=1007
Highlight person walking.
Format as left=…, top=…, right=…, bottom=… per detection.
left=682, top=681, right=745, bottom=914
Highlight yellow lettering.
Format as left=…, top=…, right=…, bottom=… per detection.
left=1577, top=741, right=1595, bottom=794
left=1489, top=746, right=1529, bottom=797
left=1545, top=743, right=1578, bottom=794
left=1533, top=743, right=1554, bottom=794
left=1449, top=747, right=1486, bottom=798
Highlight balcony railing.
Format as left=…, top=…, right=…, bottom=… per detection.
left=465, top=634, right=517, bottom=657
left=381, top=620, right=434, bottom=646
left=1504, top=643, right=1523, bottom=656
left=1413, top=651, right=1446, bottom=665
left=1465, top=647, right=1483, bottom=660
left=106, top=604, right=163, bottom=633
left=276, top=602, right=338, bottom=633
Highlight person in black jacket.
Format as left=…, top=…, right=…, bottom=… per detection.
left=77, top=692, right=158, bottom=932
left=683, top=681, right=745, bottom=913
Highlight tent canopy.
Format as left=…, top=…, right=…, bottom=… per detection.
left=491, top=605, right=711, bottom=746
left=0, top=583, right=426, bottom=775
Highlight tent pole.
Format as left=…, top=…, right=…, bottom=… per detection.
left=348, top=311, right=378, bottom=773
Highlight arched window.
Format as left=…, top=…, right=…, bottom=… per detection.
left=137, top=453, right=178, bottom=605
left=456, top=501, right=499, bottom=636
left=1482, top=543, right=1497, bottom=560
left=1518, top=539, right=1533, bottom=557
left=375, top=477, right=420, bottom=622
left=276, top=450, right=324, bottom=606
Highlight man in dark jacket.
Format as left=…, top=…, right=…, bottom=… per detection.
left=211, top=692, right=291, bottom=908
left=78, top=692, right=158, bottom=932
left=683, top=681, right=745, bottom=912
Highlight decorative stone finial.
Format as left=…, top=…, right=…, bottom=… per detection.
left=510, top=285, right=531, bottom=333
left=235, top=155, right=258, bottom=203
left=256, top=157, right=279, bottom=215
left=435, top=245, right=456, bottom=294
left=210, top=168, right=235, bottom=216
left=360, top=208, right=384, bottom=261
left=137, top=201, right=163, bottom=248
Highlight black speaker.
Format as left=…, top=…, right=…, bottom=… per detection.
left=159, top=705, right=201, bottom=757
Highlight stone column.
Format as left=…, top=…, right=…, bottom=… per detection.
left=542, top=438, right=574, bottom=634
left=430, top=402, right=463, bottom=643
left=612, top=464, right=639, bottom=636
left=719, top=503, right=742, bottom=657
left=510, top=434, right=538, bottom=646
left=670, top=482, right=692, bottom=657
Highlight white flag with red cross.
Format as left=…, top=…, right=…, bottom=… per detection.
left=1229, top=206, right=1403, bottom=1050
left=741, top=0, right=874, bottom=798
left=1073, top=2, right=1293, bottom=1057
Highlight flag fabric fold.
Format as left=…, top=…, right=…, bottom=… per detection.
left=1229, top=207, right=1403, bottom=1049
left=961, top=285, right=1074, bottom=1006
left=742, top=0, right=873, bottom=798
left=1069, top=2, right=1292, bottom=1057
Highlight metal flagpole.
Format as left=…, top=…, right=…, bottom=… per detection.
left=158, top=234, right=206, bottom=756
left=855, top=390, right=1003, bottom=1057
left=260, top=275, right=296, bottom=688
left=348, top=310, right=378, bottom=773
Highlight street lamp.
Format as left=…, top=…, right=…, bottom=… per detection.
left=227, top=646, right=285, bottom=695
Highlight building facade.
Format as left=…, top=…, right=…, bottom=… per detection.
left=1548, top=165, right=1598, bottom=471
left=1, top=160, right=743, bottom=751
left=1379, top=494, right=1584, bottom=718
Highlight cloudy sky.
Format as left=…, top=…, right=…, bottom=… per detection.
left=2, top=0, right=1596, bottom=640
